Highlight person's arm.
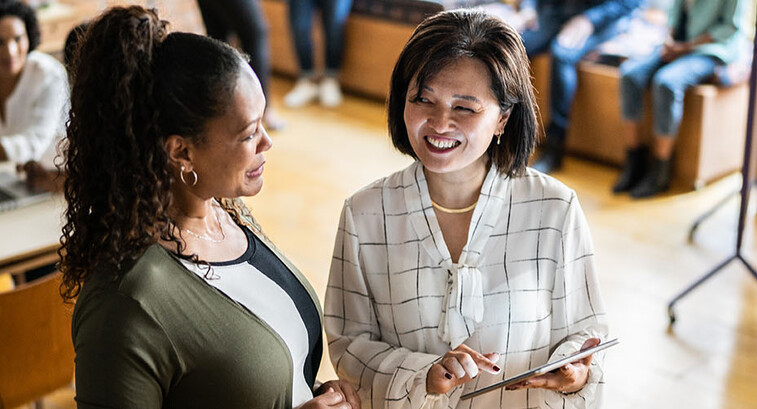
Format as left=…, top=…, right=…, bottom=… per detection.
left=324, top=201, right=446, bottom=409
left=73, top=291, right=182, bottom=409
left=17, top=161, right=63, bottom=192
left=543, top=192, right=609, bottom=408
left=0, top=65, right=68, bottom=164
left=706, top=0, right=745, bottom=45
left=582, top=0, right=643, bottom=32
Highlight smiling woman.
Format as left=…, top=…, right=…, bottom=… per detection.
left=60, top=6, right=358, bottom=409
left=325, top=9, right=609, bottom=409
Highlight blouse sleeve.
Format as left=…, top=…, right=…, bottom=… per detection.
left=325, top=200, right=449, bottom=409
left=0, top=64, right=68, bottom=164
left=73, top=291, right=183, bottom=409
left=545, top=192, right=609, bottom=408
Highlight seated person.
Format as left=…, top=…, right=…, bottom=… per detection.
left=0, top=1, right=68, bottom=169
left=613, top=0, right=751, bottom=198
left=17, top=22, right=87, bottom=193
left=519, top=0, right=642, bottom=173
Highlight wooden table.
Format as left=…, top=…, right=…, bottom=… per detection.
left=0, top=195, right=65, bottom=280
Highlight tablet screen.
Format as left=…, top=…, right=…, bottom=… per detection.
left=460, top=338, right=619, bottom=400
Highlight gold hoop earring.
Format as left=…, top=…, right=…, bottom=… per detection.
left=180, top=165, right=198, bottom=186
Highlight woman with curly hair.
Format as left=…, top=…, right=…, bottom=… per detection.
left=61, top=6, right=357, bottom=409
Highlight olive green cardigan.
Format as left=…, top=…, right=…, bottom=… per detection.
left=72, top=199, right=323, bottom=409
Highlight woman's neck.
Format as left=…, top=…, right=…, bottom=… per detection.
left=424, top=159, right=488, bottom=209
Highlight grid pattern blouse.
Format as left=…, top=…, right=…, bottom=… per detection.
left=324, top=161, right=609, bottom=409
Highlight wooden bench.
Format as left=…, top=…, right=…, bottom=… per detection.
left=533, top=56, right=749, bottom=190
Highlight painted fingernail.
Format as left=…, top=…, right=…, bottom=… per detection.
left=445, top=372, right=453, bottom=379
left=493, top=365, right=501, bottom=372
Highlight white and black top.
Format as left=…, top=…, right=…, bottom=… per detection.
left=181, top=226, right=321, bottom=408
left=325, top=161, right=609, bottom=409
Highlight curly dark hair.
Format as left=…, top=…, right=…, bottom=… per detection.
left=387, top=9, right=539, bottom=176
left=0, top=0, right=40, bottom=52
left=59, top=6, right=246, bottom=301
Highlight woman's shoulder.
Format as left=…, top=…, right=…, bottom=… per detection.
left=76, top=245, right=189, bottom=312
left=510, top=167, right=577, bottom=202
left=345, top=162, right=416, bottom=210
left=25, top=51, right=67, bottom=79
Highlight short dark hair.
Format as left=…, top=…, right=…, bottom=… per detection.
left=387, top=9, right=539, bottom=176
left=0, top=0, right=40, bottom=52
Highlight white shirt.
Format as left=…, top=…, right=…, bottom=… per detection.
left=0, top=51, right=69, bottom=166
left=325, top=161, right=609, bottom=409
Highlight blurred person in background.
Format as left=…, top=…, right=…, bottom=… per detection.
left=613, top=0, right=751, bottom=198
left=0, top=0, right=68, bottom=177
left=520, top=0, right=643, bottom=173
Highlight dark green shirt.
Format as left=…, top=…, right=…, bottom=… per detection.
left=72, top=211, right=323, bottom=409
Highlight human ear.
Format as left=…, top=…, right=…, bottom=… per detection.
left=164, top=134, right=193, bottom=171
left=497, top=106, right=514, bottom=134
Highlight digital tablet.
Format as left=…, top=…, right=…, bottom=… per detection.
left=460, top=338, right=619, bottom=400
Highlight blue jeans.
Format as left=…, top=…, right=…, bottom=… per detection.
left=521, top=4, right=625, bottom=141
left=197, top=0, right=271, bottom=96
left=288, top=0, right=353, bottom=75
left=620, top=50, right=720, bottom=137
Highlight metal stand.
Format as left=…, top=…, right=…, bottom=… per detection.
left=668, top=19, right=757, bottom=325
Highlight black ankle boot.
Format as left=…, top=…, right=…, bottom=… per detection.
left=630, top=157, right=672, bottom=198
left=532, top=125, right=566, bottom=174
left=532, top=144, right=564, bottom=173
left=612, top=146, right=648, bottom=193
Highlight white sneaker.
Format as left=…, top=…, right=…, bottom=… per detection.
left=284, top=78, right=319, bottom=108
left=319, top=77, right=343, bottom=108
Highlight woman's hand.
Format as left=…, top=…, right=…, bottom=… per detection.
left=426, top=344, right=501, bottom=395
left=298, top=387, right=352, bottom=409
left=661, top=40, right=691, bottom=62
left=505, top=338, right=600, bottom=394
left=17, top=161, right=61, bottom=193
left=313, top=380, right=360, bottom=409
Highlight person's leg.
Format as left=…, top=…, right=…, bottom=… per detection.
left=613, top=50, right=665, bottom=193
left=631, top=54, right=720, bottom=198
left=197, top=0, right=230, bottom=42
left=285, top=0, right=320, bottom=107
left=532, top=17, right=627, bottom=173
left=548, top=20, right=624, bottom=139
left=318, top=0, right=352, bottom=107
left=320, top=0, right=351, bottom=74
left=519, top=5, right=565, bottom=57
left=289, top=0, right=316, bottom=75
left=199, top=0, right=284, bottom=129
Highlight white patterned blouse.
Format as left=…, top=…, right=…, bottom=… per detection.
left=324, top=161, right=609, bottom=409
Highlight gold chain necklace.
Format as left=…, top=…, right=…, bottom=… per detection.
left=430, top=198, right=477, bottom=214
left=182, top=204, right=226, bottom=243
